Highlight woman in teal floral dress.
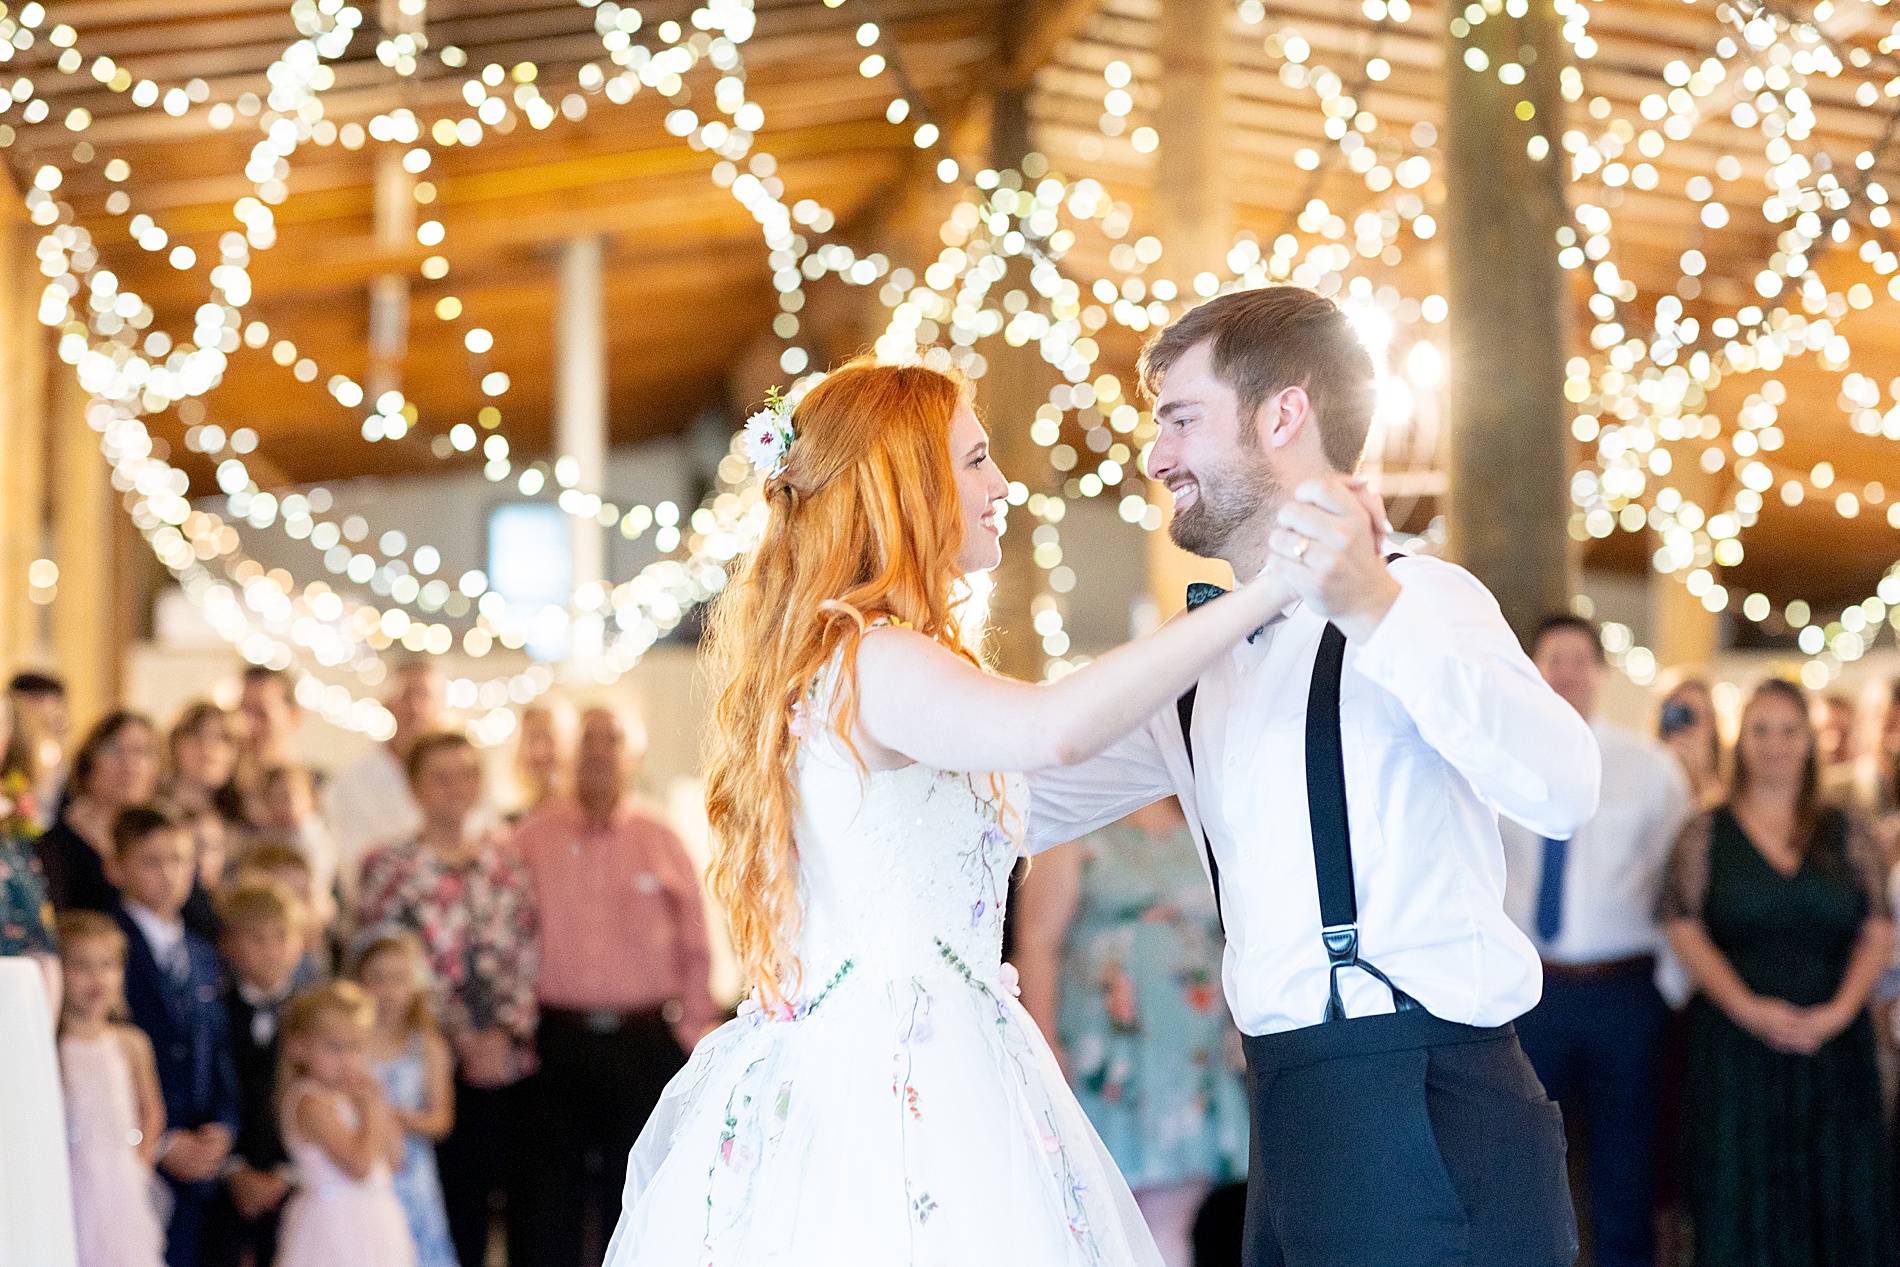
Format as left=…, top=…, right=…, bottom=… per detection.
left=1016, top=799, right=1249, bottom=1267
left=0, top=687, right=55, bottom=963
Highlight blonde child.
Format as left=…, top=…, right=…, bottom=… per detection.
left=356, top=933, right=458, bottom=1267
left=235, top=842, right=328, bottom=984
left=275, top=981, right=417, bottom=1267
left=56, top=910, right=167, bottom=1267
left=253, top=764, right=342, bottom=916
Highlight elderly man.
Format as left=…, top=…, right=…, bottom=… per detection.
left=514, top=706, right=718, bottom=1267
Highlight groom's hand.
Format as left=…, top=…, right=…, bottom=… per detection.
left=1269, top=477, right=1401, bottom=642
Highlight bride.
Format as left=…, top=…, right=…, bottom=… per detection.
left=605, top=359, right=1294, bottom=1266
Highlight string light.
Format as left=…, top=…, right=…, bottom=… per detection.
left=24, top=0, right=1900, bottom=707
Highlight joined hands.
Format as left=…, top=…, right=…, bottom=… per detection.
left=1266, top=476, right=1401, bottom=642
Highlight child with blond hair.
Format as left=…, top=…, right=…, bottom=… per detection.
left=57, top=909, right=167, bottom=1267
left=275, top=981, right=416, bottom=1267
left=357, top=932, right=458, bottom=1267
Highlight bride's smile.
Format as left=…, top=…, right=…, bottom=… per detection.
left=950, top=402, right=1010, bottom=575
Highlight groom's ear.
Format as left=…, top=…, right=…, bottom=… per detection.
left=1258, top=386, right=1313, bottom=452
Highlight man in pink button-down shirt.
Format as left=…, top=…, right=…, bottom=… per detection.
left=514, top=705, right=718, bottom=1267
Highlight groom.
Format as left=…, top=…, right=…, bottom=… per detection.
left=1028, top=286, right=1599, bottom=1267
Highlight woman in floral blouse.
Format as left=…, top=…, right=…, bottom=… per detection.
left=355, top=729, right=540, bottom=1267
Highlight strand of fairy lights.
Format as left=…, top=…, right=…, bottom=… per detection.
left=837, top=3, right=1461, bottom=678
left=1553, top=0, right=1900, bottom=682
left=25, top=0, right=902, bottom=726
left=40, top=0, right=1884, bottom=702
left=13, top=3, right=722, bottom=729
left=1232, top=0, right=1899, bottom=683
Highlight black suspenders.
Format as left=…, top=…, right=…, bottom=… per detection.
left=1177, top=619, right=1418, bottom=1024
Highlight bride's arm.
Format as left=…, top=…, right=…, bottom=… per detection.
left=854, top=569, right=1294, bottom=773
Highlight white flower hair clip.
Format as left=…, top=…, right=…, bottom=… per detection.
left=741, top=385, right=796, bottom=479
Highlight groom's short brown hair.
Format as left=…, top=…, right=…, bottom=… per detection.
left=1137, top=286, right=1377, bottom=473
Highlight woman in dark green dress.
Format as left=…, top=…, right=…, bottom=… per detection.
left=1662, top=677, right=1894, bottom=1267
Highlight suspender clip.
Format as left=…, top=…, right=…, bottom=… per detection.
left=1321, top=923, right=1359, bottom=968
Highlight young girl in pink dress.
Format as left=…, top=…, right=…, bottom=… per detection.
left=275, top=981, right=417, bottom=1267
left=57, top=910, right=168, bottom=1267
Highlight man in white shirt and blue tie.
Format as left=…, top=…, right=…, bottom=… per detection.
left=1500, top=614, right=1693, bottom=1267
left=1029, top=286, right=1601, bottom=1267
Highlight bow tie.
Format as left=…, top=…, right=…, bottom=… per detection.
left=1185, top=582, right=1227, bottom=611
left=1186, top=581, right=1272, bottom=643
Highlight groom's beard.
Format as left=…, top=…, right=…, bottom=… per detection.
left=1168, top=453, right=1280, bottom=560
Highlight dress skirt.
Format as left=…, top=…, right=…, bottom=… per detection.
left=605, top=959, right=1164, bottom=1267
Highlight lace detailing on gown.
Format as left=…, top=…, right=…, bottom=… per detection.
left=604, top=657, right=1164, bottom=1267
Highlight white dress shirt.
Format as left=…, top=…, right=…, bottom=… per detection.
left=123, top=900, right=187, bottom=977
left=323, top=746, right=422, bottom=905
left=1028, top=556, right=1601, bottom=1036
left=1499, top=719, right=1692, bottom=966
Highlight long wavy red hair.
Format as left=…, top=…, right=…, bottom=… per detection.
left=703, top=359, right=983, bottom=1000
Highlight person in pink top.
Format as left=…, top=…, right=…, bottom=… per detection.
left=513, top=705, right=718, bottom=1266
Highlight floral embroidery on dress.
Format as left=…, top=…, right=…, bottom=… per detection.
left=736, top=958, right=854, bottom=1025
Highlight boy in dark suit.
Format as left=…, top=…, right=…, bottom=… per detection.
left=112, top=804, right=241, bottom=1267
left=200, top=880, right=308, bottom=1267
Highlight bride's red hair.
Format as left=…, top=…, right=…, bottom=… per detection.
left=703, top=359, right=983, bottom=999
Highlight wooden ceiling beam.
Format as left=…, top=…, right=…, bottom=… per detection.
left=1006, top=0, right=1112, bottom=88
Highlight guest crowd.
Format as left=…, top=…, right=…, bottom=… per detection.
left=8, top=620, right=1900, bottom=1267
left=0, top=663, right=715, bottom=1267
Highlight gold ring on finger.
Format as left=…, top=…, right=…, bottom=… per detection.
left=1293, top=534, right=1311, bottom=560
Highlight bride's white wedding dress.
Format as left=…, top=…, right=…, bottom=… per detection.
left=605, top=661, right=1164, bottom=1267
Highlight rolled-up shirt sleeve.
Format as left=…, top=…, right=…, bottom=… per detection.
left=1352, top=558, right=1601, bottom=839
left=1027, top=714, right=1177, bottom=854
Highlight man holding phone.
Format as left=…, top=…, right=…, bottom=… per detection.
left=1500, top=615, right=1695, bottom=1267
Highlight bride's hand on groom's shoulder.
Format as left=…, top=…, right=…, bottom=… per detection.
left=1268, top=477, right=1401, bottom=641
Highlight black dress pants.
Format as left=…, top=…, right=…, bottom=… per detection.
left=1241, top=1009, right=1578, bottom=1267
left=198, top=1187, right=282, bottom=1267
left=1514, top=964, right=1672, bottom=1267
left=516, top=1009, right=688, bottom=1267
left=436, top=1076, right=530, bottom=1267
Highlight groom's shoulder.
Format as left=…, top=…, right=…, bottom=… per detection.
left=1386, top=552, right=1489, bottom=595
left=1382, top=554, right=1514, bottom=626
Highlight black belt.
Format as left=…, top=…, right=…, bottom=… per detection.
left=540, top=1003, right=677, bottom=1035
left=1541, top=952, right=1656, bottom=982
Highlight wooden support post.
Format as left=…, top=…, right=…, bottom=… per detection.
left=1147, top=0, right=1235, bottom=619
left=50, top=376, right=119, bottom=727
left=976, top=83, right=1056, bottom=682
left=1442, top=0, right=1572, bottom=643
left=1648, top=466, right=1723, bottom=669
left=1650, top=570, right=1719, bottom=672
left=366, top=150, right=414, bottom=404
left=0, top=197, right=51, bottom=674
left=1154, top=0, right=1230, bottom=287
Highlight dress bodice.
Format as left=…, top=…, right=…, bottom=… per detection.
left=283, top=1081, right=394, bottom=1199
left=1703, top=807, right=1869, bottom=1008
left=59, top=1032, right=140, bottom=1148
left=788, top=679, right=1023, bottom=1000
